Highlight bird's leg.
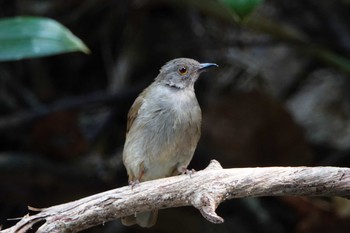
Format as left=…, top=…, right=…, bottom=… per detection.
left=129, top=166, right=145, bottom=189
left=129, top=179, right=140, bottom=189
left=129, top=176, right=142, bottom=190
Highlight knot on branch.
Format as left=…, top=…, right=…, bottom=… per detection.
left=191, top=192, right=224, bottom=224
left=204, top=160, right=223, bottom=171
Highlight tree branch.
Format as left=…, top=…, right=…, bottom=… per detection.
left=0, top=88, right=140, bottom=132
left=1, top=160, right=349, bottom=233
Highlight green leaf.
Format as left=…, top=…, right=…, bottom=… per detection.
left=0, top=16, right=90, bottom=62
left=221, top=0, right=263, bottom=20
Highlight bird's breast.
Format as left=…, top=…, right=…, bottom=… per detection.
left=137, top=86, right=201, bottom=149
left=148, top=86, right=201, bottom=130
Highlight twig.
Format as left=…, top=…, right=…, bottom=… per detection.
left=0, top=88, right=140, bottom=132
left=1, top=160, right=349, bottom=233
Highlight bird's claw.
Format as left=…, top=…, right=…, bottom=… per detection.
left=129, top=180, right=140, bottom=190
left=182, top=168, right=196, bottom=178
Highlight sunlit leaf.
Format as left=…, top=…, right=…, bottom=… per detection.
left=0, top=16, right=90, bottom=62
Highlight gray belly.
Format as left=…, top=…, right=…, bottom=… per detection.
left=124, top=102, right=201, bottom=181
left=142, top=107, right=201, bottom=179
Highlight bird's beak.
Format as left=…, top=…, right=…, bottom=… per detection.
left=198, top=63, right=219, bottom=72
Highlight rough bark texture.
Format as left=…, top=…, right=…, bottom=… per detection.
left=1, top=160, right=349, bottom=233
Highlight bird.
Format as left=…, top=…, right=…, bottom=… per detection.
left=121, top=58, right=218, bottom=227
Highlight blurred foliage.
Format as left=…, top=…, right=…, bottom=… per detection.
left=0, top=16, right=89, bottom=61
left=220, top=0, right=263, bottom=20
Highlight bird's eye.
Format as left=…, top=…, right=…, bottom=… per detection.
left=178, top=66, right=188, bottom=75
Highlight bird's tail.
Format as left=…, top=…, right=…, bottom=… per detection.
left=121, top=210, right=158, bottom=228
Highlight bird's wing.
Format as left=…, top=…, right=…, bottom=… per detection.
left=126, top=91, right=145, bottom=133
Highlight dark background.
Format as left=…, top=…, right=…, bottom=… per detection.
left=1, top=0, right=350, bottom=232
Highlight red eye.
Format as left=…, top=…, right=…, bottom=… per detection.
left=178, top=66, right=187, bottom=75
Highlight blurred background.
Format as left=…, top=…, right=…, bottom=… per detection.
left=1, top=0, right=350, bottom=232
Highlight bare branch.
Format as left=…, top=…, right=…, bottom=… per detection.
left=1, top=160, right=349, bottom=233
left=0, top=88, right=140, bottom=132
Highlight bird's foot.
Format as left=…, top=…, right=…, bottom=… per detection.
left=181, top=168, right=196, bottom=177
left=129, top=180, right=140, bottom=190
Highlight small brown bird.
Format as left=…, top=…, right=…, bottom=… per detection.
left=121, top=58, right=218, bottom=227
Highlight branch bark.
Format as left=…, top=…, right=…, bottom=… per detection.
left=1, top=160, right=350, bottom=233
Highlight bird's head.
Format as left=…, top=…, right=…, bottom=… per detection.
left=156, top=58, right=218, bottom=89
